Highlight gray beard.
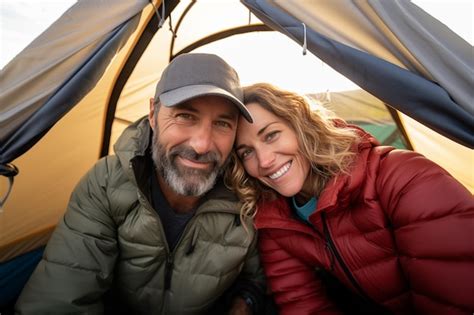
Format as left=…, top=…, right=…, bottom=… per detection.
left=151, top=128, right=228, bottom=196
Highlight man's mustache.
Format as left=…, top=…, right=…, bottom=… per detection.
left=169, top=145, right=220, bottom=165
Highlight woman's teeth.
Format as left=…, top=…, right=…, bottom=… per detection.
left=269, top=162, right=291, bottom=179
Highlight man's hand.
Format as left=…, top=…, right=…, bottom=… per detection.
left=227, top=296, right=252, bottom=315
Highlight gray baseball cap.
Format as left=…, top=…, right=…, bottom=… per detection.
left=154, top=53, right=253, bottom=122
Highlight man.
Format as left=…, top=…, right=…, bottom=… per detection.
left=15, top=53, right=265, bottom=315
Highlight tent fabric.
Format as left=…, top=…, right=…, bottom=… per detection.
left=369, top=1, right=473, bottom=114
left=0, top=0, right=149, bottom=163
left=242, top=0, right=473, bottom=148
left=0, top=20, right=139, bottom=164
left=271, top=0, right=473, bottom=115
left=398, top=113, right=473, bottom=190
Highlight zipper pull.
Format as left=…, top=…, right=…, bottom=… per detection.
left=165, top=255, right=173, bottom=290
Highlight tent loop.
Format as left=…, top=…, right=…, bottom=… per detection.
left=248, top=9, right=252, bottom=24
left=149, top=0, right=166, bottom=29
left=302, top=22, right=307, bottom=55
left=0, top=163, right=19, bottom=211
left=150, top=0, right=176, bottom=37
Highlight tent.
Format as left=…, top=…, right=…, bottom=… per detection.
left=0, top=0, right=472, bottom=302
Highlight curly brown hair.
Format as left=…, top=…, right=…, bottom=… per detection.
left=225, top=83, right=360, bottom=223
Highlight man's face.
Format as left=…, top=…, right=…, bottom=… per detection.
left=149, top=95, right=239, bottom=196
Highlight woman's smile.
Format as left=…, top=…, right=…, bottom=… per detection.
left=268, top=161, right=292, bottom=180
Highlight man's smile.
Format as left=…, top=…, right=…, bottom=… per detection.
left=176, top=156, right=212, bottom=170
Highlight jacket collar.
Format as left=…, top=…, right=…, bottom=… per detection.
left=114, top=115, right=151, bottom=173
left=254, top=197, right=318, bottom=236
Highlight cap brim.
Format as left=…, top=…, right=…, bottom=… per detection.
left=159, top=84, right=253, bottom=123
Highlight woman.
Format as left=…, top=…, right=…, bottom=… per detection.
left=226, top=83, right=474, bottom=315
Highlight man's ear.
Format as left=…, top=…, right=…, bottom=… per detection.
left=149, top=98, right=156, bottom=131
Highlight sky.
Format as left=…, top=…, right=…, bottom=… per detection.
left=0, top=0, right=472, bottom=93
left=0, top=0, right=75, bottom=69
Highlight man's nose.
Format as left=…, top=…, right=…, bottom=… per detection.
left=189, top=123, right=213, bottom=155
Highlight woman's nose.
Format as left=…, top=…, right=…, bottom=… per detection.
left=257, top=149, right=275, bottom=169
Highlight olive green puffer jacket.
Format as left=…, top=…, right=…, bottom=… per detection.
left=16, top=117, right=265, bottom=315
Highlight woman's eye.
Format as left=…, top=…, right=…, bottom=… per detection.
left=265, top=131, right=279, bottom=142
left=239, top=148, right=253, bottom=160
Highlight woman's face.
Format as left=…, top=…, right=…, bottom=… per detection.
left=235, top=102, right=311, bottom=197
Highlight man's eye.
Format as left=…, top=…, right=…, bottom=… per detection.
left=175, top=113, right=194, bottom=121
left=215, top=121, right=232, bottom=129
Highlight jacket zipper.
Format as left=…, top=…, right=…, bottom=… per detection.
left=132, top=160, right=214, bottom=314
left=164, top=255, right=173, bottom=290
left=139, top=193, right=175, bottom=289
left=321, top=212, right=370, bottom=300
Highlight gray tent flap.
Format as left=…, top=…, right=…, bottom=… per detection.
left=0, top=17, right=140, bottom=164
left=0, top=0, right=151, bottom=163
left=369, top=0, right=473, bottom=115
left=243, top=0, right=473, bottom=148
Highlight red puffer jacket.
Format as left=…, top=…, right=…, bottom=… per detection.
left=254, top=134, right=474, bottom=315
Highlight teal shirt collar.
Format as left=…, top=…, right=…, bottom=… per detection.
left=291, top=196, right=317, bottom=223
